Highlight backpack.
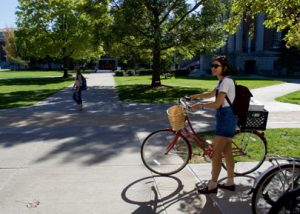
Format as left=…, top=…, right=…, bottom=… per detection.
left=81, top=76, right=87, bottom=90
left=225, top=79, right=253, bottom=126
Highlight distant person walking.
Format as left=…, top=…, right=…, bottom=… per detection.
left=72, top=66, right=84, bottom=110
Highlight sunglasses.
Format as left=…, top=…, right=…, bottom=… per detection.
left=210, top=64, right=222, bottom=69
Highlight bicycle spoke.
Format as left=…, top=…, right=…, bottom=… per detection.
left=223, top=130, right=267, bottom=175
left=141, top=130, right=191, bottom=175
left=252, top=165, right=300, bottom=214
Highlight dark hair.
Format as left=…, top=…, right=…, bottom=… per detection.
left=212, top=55, right=230, bottom=76
left=74, top=66, right=82, bottom=80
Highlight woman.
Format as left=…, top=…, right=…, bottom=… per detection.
left=72, top=66, right=84, bottom=110
left=190, top=56, right=237, bottom=194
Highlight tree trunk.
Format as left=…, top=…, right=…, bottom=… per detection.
left=151, top=47, right=161, bottom=87
left=62, top=52, right=70, bottom=78
left=151, top=15, right=162, bottom=87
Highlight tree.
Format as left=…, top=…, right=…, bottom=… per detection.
left=16, top=0, right=108, bottom=77
left=2, top=28, right=27, bottom=66
left=110, top=0, right=227, bottom=87
left=226, top=0, right=300, bottom=49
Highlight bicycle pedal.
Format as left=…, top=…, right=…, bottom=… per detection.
left=195, top=181, right=208, bottom=188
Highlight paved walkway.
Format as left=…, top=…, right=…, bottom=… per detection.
left=0, top=73, right=299, bottom=213
left=251, top=81, right=300, bottom=128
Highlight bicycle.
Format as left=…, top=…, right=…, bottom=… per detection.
left=251, top=155, right=300, bottom=214
left=141, top=97, right=268, bottom=176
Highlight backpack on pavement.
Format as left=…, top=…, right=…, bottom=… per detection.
left=225, top=78, right=253, bottom=127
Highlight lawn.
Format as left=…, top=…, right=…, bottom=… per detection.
left=115, top=75, right=284, bottom=103
left=0, top=77, right=74, bottom=109
left=276, top=90, right=300, bottom=105
left=190, top=128, right=300, bottom=163
left=0, top=71, right=64, bottom=78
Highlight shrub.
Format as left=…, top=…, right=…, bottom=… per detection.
left=115, top=71, right=124, bottom=76
left=137, top=69, right=152, bottom=76
left=173, top=69, right=190, bottom=77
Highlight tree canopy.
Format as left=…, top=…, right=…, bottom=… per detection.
left=2, top=28, right=27, bottom=65
left=226, top=0, right=300, bottom=49
left=110, top=0, right=228, bottom=86
left=16, top=0, right=109, bottom=76
left=15, top=0, right=229, bottom=83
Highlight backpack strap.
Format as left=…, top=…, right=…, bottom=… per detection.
left=224, top=76, right=236, bottom=108
left=225, top=96, right=233, bottom=107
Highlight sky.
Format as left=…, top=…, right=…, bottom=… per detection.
left=0, top=0, right=19, bottom=28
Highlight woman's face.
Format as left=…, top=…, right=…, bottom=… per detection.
left=210, top=60, right=223, bottom=76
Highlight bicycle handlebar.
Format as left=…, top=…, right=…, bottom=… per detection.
left=178, top=97, right=192, bottom=111
left=178, top=97, right=206, bottom=112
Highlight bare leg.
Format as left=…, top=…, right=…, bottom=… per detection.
left=223, top=138, right=235, bottom=185
left=210, top=136, right=228, bottom=186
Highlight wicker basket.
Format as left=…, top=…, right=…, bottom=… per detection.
left=167, top=105, right=186, bottom=131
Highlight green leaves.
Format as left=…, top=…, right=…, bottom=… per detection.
left=2, top=28, right=27, bottom=65
left=16, top=0, right=109, bottom=62
left=110, top=0, right=227, bottom=85
left=226, top=0, right=300, bottom=49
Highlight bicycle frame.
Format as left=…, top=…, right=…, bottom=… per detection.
left=141, top=97, right=269, bottom=176
left=252, top=155, right=300, bottom=192
left=165, top=114, right=213, bottom=160
left=165, top=112, right=266, bottom=161
left=269, top=156, right=300, bottom=189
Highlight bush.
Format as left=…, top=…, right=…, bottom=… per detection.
left=126, top=70, right=133, bottom=76
left=173, top=69, right=190, bottom=77
left=115, top=71, right=124, bottom=76
left=136, top=69, right=152, bottom=76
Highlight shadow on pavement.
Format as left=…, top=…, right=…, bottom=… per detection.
left=0, top=86, right=215, bottom=166
left=121, top=175, right=214, bottom=213
left=211, top=174, right=257, bottom=213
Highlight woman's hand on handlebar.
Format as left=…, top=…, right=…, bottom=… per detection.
left=184, top=95, right=191, bottom=101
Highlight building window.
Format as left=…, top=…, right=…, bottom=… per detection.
left=272, top=32, right=281, bottom=49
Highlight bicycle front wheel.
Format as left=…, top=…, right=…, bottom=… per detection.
left=141, top=129, right=191, bottom=176
left=222, top=130, right=267, bottom=175
left=252, top=164, right=300, bottom=214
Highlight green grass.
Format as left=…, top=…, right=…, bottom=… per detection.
left=0, top=71, right=64, bottom=78
left=190, top=128, right=300, bottom=163
left=115, top=75, right=284, bottom=103
left=276, top=90, right=300, bottom=105
left=0, top=77, right=73, bottom=109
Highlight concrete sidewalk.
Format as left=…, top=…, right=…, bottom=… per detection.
left=0, top=73, right=218, bottom=213
left=251, top=82, right=300, bottom=128
left=0, top=73, right=299, bottom=213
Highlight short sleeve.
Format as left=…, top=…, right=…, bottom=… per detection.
left=217, top=77, right=235, bottom=107
left=219, top=78, right=231, bottom=94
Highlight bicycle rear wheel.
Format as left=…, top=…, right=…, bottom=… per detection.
left=141, top=129, right=191, bottom=176
left=267, top=187, right=300, bottom=214
left=222, top=130, right=267, bottom=175
left=252, top=164, right=300, bottom=214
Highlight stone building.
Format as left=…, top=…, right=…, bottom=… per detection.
left=190, top=14, right=282, bottom=75
left=224, top=14, right=281, bottom=74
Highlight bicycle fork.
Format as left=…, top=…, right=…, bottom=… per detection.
left=164, top=133, right=181, bottom=155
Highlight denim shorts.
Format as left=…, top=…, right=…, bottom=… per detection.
left=215, top=107, right=238, bottom=138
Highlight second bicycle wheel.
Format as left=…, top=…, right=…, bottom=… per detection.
left=252, top=164, right=300, bottom=214
left=267, top=187, right=300, bottom=214
left=222, top=130, right=267, bottom=175
left=141, top=129, right=191, bottom=176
